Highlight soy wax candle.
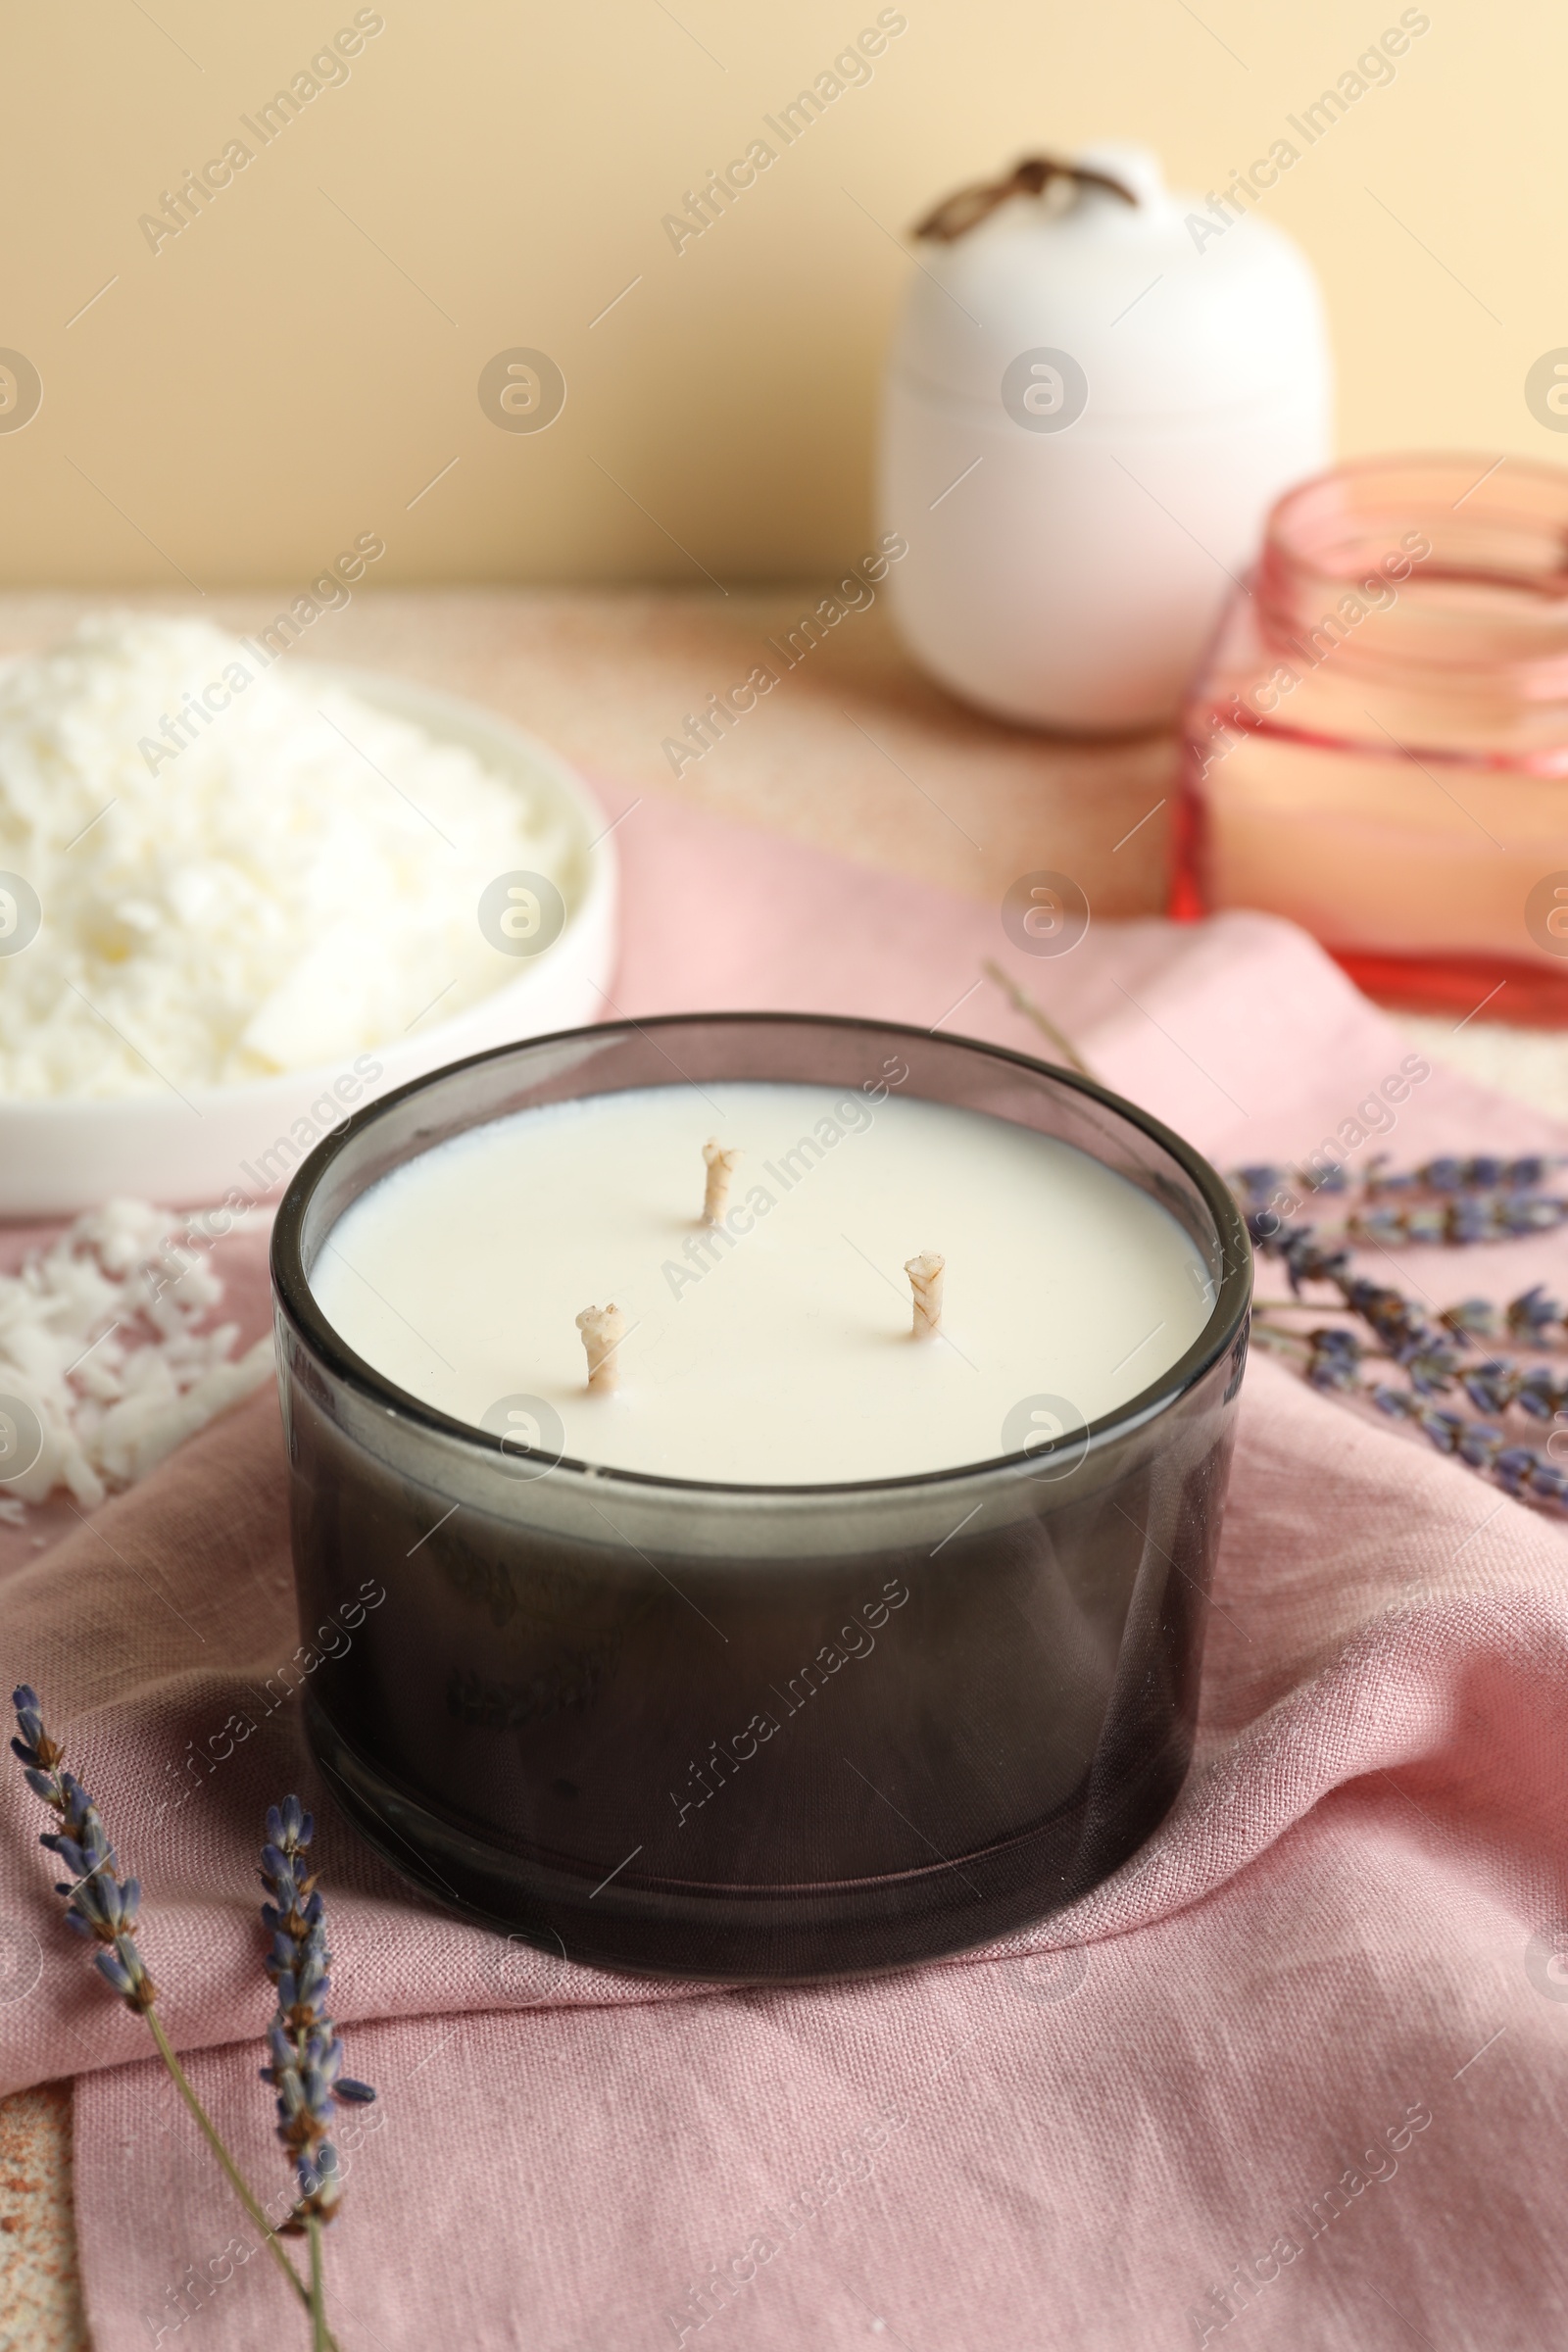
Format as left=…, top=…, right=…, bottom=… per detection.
left=272, top=1014, right=1250, bottom=1981
left=311, top=1079, right=1215, bottom=1486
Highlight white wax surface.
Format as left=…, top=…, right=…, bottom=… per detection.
left=311, top=1082, right=1212, bottom=1485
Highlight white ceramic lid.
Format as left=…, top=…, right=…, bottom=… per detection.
left=892, top=141, right=1330, bottom=420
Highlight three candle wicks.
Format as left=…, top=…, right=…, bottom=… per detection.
left=575, top=1141, right=945, bottom=1392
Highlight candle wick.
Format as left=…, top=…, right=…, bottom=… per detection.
left=701, top=1139, right=741, bottom=1226
left=905, top=1252, right=945, bottom=1340
left=576, top=1301, right=627, bottom=1393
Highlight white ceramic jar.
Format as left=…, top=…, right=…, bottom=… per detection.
left=878, top=144, right=1332, bottom=734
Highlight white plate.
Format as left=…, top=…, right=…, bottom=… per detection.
left=0, top=663, right=619, bottom=1217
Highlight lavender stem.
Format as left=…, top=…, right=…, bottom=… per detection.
left=309, top=2214, right=329, bottom=2351
left=145, top=2008, right=331, bottom=2334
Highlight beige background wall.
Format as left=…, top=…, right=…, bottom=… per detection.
left=2, top=0, right=1558, bottom=589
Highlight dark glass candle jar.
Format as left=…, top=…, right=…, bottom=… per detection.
left=1175, top=451, right=1568, bottom=1024
left=270, top=1015, right=1250, bottom=1982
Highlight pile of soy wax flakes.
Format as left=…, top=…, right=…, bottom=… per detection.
left=0, top=1198, right=272, bottom=1520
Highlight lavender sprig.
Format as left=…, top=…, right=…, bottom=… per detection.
left=1293, top=1318, right=1568, bottom=1422
left=1233, top=1152, right=1568, bottom=1259
left=1250, top=1214, right=1568, bottom=1356
left=1253, top=1227, right=1568, bottom=1401
left=11, top=1685, right=155, bottom=2011
left=1376, top=1152, right=1562, bottom=1195
left=1253, top=1325, right=1568, bottom=1508
left=1242, top=1144, right=1568, bottom=1510
left=258, top=1796, right=375, bottom=2238
left=1355, top=1195, right=1568, bottom=1248
left=1234, top=1153, right=1568, bottom=1208
left=1370, top=1390, right=1568, bottom=1502
left=8, top=1688, right=335, bottom=2342
left=1243, top=1193, right=1568, bottom=1253
left=1252, top=1233, right=1469, bottom=1392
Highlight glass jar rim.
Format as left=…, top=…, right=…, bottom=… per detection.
left=270, top=1011, right=1252, bottom=1500
left=1255, top=449, right=1568, bottom=696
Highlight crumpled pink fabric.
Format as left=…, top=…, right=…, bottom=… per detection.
left=5, top=783, right=1568, bottom=2352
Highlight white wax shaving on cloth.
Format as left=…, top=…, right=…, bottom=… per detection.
left=0, top=1199, right=273, bottom=1513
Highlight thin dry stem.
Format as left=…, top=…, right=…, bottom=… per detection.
left=309, top=2214, right=329, bottom=2352
left=982, top=959, right=1096, bottom=1078
left=144, top=2009, right=334, bottom=2340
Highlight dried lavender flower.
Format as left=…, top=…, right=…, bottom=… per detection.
left=1440, top=1298, right=1499, bottom=1341
left=10, top=1685, right=155, bottom=2011
left=258, top=1795, right=375, bottom=2234
left=1247, top=1216, right=1352, bottom=1297
left=1506, top=1285, right=1563, bottom=1343
left=1460, top=1360, right=1520, bottom=1416
left=1305, top=1328, right=1362, bottom=1392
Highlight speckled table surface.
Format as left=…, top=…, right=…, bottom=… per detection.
left=0, top=586, right=1563, bottom=2350
left=1, top=2087, right=86, bottom=2352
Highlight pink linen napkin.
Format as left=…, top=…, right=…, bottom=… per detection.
left=5, top=782, right=1568, bottom=2351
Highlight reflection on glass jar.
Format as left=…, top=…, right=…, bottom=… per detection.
left=1174, top=452, right=1568, bottom=1024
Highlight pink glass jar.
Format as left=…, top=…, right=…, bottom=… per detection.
left=1174, top=453, right=1568, bottom=1024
